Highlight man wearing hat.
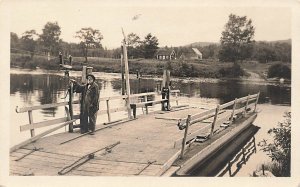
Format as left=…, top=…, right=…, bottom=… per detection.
left=70, top=74, right=99, bottom=134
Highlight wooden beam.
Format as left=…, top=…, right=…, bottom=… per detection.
left=28, top=111, right=35, bottom=137
left=155, top=149, right=181, bottom=176
left=20, top=117, right=69, bottom=132
left=10, top=119, right=76, bottom=153
left=180, top=115, right=191, bottom=158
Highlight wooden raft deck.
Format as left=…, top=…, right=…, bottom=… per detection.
left=10, top=107, right=233, bottom=176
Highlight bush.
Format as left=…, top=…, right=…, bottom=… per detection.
left=218, top=63, right=245, bottom=78
left=267, top=63, right=291, bottom=79
left=259, top=112, right=291, bottom=177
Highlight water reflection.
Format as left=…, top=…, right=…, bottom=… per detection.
left=10, top=72, right=291, bottom=118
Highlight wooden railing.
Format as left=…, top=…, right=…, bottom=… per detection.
left=12, top=90, right=180, bottom=152
left=176, top=92, right=260, bottom=158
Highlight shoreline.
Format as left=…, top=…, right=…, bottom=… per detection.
left=10, top=67, right=291, bottom=86
left=235, top=104, right=291, bottom=176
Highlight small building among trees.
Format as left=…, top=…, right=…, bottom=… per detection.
left=156, top=49, right=176, bottom=60
left=180, top=48, right=203, bottom=60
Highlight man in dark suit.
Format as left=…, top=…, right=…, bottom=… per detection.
left=70, top=74, right=99, bottom=134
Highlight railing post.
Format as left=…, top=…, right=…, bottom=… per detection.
left=244, top=94, right=250, bottom=115
left=230, top=98, right=237, bottom=124
left=175, top=92, right=178, bottom=106
left=28, top=110, right=35, bottom=137
left=68, top=82, right=74, bottom=132
left=210, top=105, right=220, bottom=138
left=180, top=115, right=191, bottom=159
left=106, top=99, right=111, bottom=122
left=144, top=95, right=147, bottom=102
left=254, top=92, right=260, bottom=112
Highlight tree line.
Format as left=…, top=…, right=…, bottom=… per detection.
left=10, top=21, right=160, bottom=62
left=11, top=15, right=291, bottom=64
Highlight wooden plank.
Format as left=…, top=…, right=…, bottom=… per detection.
left=16, top=101, right=70, bottom=113
left=10, top=119, right=76, bottom=153
left=16, top=92, right=156, bottom=113
left=155, top=149, right=181, bottom=176
left=20, top=117, right=68, bottom=132
left=219, top=100, right=235, bottom=110
left=174, top=113, right=232, bottom=149
left=190, top=108, right=216, bottom=122
left=98, top=106, right=128, bottom=115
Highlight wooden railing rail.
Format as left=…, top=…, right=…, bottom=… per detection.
left=177, top=92, right=260, bottom=158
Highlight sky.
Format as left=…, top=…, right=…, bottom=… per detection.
left=6, top=0, right=292, bottom=49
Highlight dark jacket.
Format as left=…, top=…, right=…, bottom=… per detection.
left=73, top=81, right=100, bottom=115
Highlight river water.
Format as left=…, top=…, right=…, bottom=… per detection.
left=10, top=68, right=291, bottom=176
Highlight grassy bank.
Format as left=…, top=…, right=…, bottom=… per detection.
left=10, top=53, right=289, bottom=79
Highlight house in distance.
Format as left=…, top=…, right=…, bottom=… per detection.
left=156, top=49, right=176, bottom=60
left=180, top=48, right=203, bottom=60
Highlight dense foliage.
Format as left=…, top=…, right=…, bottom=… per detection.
left=219, top=14, right=255, bottom=62
left=267, top=63, right=291, bottom=79
left=259, top=112, right=291, bottom=177
left=75, top=27, right=104, bottom=63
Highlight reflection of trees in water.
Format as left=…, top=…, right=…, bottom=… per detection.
left=110, top=78, right=156, bottom=94
left=267, top=85, right=291, bottom=105
left=11, top=74, right=69, bottom=116
left=171, top=80, right=290, bottom=105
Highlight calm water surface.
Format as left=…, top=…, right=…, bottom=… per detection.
left=10, top=68, right=291, bottom=148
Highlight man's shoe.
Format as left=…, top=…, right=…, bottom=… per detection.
left=89, top=132, right=95, bottom=135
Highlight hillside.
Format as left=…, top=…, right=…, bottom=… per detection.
left=183, top=39, right=291, bottom=48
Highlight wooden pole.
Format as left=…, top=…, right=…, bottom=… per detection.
left=28, top=110, right=35, bottom=137
left=121, top=54, right=125, bottom=95
left=166, top=70, right=171, bottom=109
left=210, top=105, right=220, bottom=138
left=68, top=82, right=74, bottom=132
left=106, top=99, right=111, bottom=122
left=230, top=98, right=237, bottom=124
left=244, top=94, right=250, bottom=115
left=180, top=115, right=191, bottom=158
left=254, top=92, right=260, bottom=112
left=122, top=29, right=131, bottom=119
left=82, top=66, right=87, bottom=83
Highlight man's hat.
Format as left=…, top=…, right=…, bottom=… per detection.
left=86, top=74, right=96, bottom=81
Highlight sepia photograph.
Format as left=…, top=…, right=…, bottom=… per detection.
left=1, top=0, right=300, bottom=186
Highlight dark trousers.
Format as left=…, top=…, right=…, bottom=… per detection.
left=80, top=112, right=97, bottom=133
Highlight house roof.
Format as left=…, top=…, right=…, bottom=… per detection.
left=192, top=48, right=202, bottom=56
left=156, top=49, right=175, bottom=56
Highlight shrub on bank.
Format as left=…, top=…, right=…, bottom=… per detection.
left=11, top=53, right=247, bottom=79
left=218, top=63, right=246, bottom=78
left=267, top=63, right=291, bottom=79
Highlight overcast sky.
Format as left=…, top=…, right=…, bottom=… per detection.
left=7, top=0, right=291, bottom=49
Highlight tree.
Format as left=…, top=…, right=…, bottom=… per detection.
left=141, top=33, right=159, bottom=59
left=11, top=32, right=20, bottom=53
left=126, top=33, right=143, bottom=58
left=259, top=112, right=291, bottom=176
left=39, top=22, right=61, bottom=55
left=219, top=14, right=255, bottom=62
left=21, top=30, right=38, bottom=58
left=75, top=27, right=103, bottom=63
